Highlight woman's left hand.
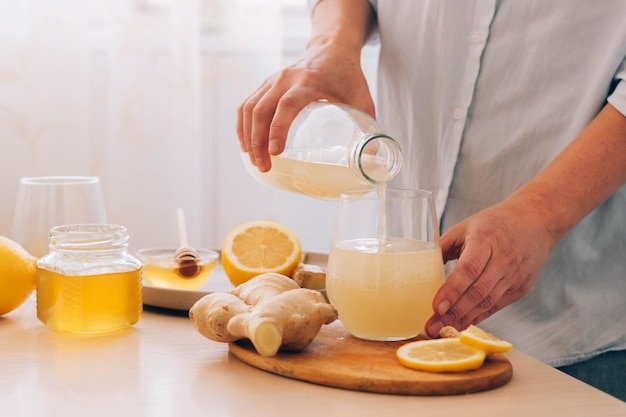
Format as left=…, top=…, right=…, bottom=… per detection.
left=425, top=194, right=555, bottom=338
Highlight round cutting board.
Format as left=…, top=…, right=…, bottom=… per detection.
left=229, top=321, right=513, bottom=395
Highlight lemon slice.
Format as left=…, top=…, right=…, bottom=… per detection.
left=397, top=338, right=487, bottom=372
left=459, top=325, right=513, bottom=353
left=221, top=221, right=302, bottom=286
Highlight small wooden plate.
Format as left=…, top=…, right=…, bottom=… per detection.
left=229, top=321, right=513, bottom=395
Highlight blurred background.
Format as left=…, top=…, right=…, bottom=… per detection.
left=0, top=0, right=379, bottom=254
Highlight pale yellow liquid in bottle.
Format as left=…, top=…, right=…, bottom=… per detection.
left=246, top=154, right=391, bottom=200
left=36, top=268, right=142, bottom=334
left=326, top=237, right=445, bottom=341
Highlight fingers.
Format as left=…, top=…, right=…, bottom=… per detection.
left=247, top=92, right=317, bottom=173
left=426, top=242, right=493, bottom=337
left=236, top=78, right=320, bottom=173
left=432, top=233, right=492, bottom=317
left=426, top=238, right=541, bottom=338
left=248, top=95, right=279, bottom=173
left=236, top=46, right=374, bottom=174
left=267, top=94, right=306, bottom=156
left=427, top=222, right=527, bottom=337
left=424, top=198, right=554, bottom=338
left=439, top=224, right=466, bottom=264
left=237, top=80, right=273, bottom=167
left=425, top=268, right=522, bottom=338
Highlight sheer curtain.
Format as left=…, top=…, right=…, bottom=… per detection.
left=197, top=0, right=338, bottom=253
left=0, top=0, right=377, bottom=254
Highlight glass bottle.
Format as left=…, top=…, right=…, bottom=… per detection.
left=243, top=101, right=403, bottom=200
left=36, top=224, right=142, bottom=334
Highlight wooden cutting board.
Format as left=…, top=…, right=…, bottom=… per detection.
left=229, top=321, right=513, bottom=395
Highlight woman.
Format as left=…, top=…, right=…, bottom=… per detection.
left=237, top=0, right=626, bottom=400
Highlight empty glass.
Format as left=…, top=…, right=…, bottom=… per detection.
left=11, top=176, right=107, bottom=258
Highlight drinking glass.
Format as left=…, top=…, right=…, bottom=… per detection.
left=325, top=188, right=445, bottom=341
left=11, top=176, right=107, bottom=258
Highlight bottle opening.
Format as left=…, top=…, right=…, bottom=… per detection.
left=355, top=134, right=403, bottom=184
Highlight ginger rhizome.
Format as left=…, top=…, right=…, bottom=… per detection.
left=189, top=273, right=337, bottom=356
left=291, top=263, right=326, bottom=290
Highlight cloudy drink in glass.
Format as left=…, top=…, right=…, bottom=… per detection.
left=326, top=188, right=444, bottom=341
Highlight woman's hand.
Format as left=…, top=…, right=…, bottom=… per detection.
left=425, top=103, right=626, bottom=338
left=236, top=44, right=374, bottom=172
left=236, top=0, right=377, bottom=173
left=425, top=194, right=554, bottom=337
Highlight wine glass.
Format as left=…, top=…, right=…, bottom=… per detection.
left=325, top=188, right=445, bottom=341
left=11, top=176, right=107, bottom=258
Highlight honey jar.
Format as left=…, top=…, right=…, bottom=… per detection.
left=36, top=224, right=142, bottom=334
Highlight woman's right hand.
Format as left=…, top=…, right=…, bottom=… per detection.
left=236, top=0, right=377, bottom=173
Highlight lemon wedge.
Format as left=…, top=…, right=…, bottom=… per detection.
left=397, top=338, right=487, bottom=372
left=459, top=325, right=514, bottom=353
left=221, top=221, right=302, bottom=286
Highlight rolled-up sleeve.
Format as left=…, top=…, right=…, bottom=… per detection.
left=608, top=57, right=626, bottom=117
left=308, top=0, right=378, bottom=13
left=307, top=0, right=379, bottom=44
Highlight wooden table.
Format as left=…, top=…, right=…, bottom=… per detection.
left=1, top=297, right=624, bottom=417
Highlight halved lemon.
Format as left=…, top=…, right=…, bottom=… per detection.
left=397, top=338, right=487, bottom=373
left=459, top=325, right=513, bottom=353
left=221, top=221, right=302, bottom=286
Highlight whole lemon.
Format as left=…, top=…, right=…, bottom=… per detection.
left=0, top=236, right=37, bottom=315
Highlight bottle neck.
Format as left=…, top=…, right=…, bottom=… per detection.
left=349, top=133, right=403, bottom=184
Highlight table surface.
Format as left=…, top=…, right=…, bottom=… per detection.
left=1, top=297, right=624, bottom=417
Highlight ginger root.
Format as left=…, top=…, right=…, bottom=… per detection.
left=291, top=263, right=326, bottom=290
left=189, top=292, right=250, bottom=342
left=189, top=272, right=337, bottom=357
left=439, top=325, right=460, bottom=338
left=231, top=272, right=300, bottom=304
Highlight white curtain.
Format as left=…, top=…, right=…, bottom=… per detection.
left=0, top=0, right=339, bottom=255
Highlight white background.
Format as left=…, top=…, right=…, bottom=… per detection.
left=0, top=0, right=379, bottom=255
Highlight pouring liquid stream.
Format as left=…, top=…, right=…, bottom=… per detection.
left=376, top=182, right=388, bottom=253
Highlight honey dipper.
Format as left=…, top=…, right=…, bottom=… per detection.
left=174, top=207, right=201, bottom=279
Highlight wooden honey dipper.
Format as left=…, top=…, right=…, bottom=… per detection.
left=174, top=207, right=201, bottom=279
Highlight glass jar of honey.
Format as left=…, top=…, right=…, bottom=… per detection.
left=36, top=224, right=142, bottom=334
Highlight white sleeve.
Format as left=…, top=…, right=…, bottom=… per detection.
left=307, top=0, right=317, bottom=13
left=307, top=0, right=380, bottom=44
left=608, top=57, right=626, bottom=117
left=308, top=0, right=378, bottom=14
